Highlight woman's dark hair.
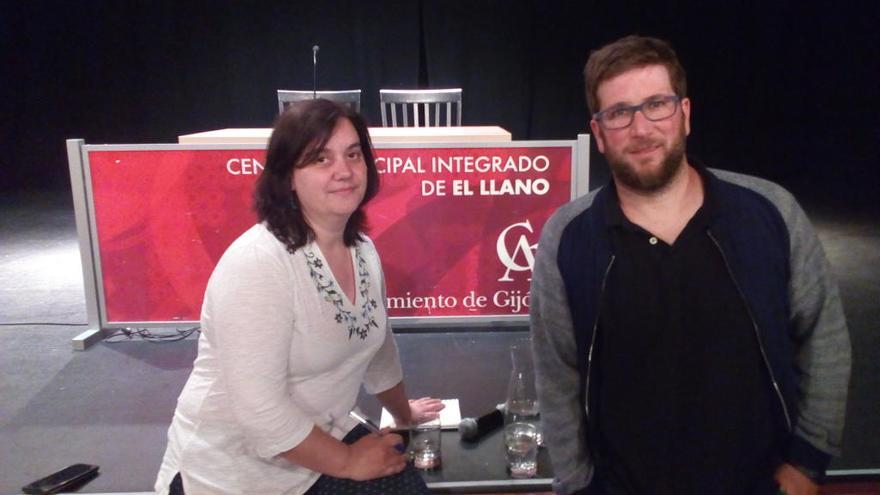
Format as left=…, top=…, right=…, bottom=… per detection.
left=254, top=99, right=379, bottom=253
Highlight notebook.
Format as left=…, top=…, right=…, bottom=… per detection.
left=379, top=398, right=462, bottom=430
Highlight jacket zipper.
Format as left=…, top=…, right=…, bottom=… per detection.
left=585, top=255, right=615, bottom=422
left=707, top=231, right=793, bottom=431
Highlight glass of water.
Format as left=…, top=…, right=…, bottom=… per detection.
left=506, top=338, right=543, bottom=446
left=504, top=422, right=538, bottom=478
left=410, top=418, right=441, bottom=470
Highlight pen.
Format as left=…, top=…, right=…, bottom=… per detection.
left=348, top=411, right=406, bottom=453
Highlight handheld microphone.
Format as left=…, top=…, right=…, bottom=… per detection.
left=458, top=408, right=504, bottom=442
left=312, top=45, right=319, bottom=99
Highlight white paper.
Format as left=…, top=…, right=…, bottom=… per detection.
left=379, top=398, right=462, bottom=430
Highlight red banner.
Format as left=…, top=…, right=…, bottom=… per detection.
left=369, top=147, right=570, bottom=317
left=86, top=144, right=571, bottom=323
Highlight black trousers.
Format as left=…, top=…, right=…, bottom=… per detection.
left=168, top=472, right=184, bottom=495
left=168, top=424, right=430, bottom=494
left=304, top=424, right=430, bottom=495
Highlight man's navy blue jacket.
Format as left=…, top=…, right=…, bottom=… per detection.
left=530, top=168, right=851, bottom=494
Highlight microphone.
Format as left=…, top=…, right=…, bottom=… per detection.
left=459, top=408, right=504, bottom=442
left=312, top=45, right=319, bottom=99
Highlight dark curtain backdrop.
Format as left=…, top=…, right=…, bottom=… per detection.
left=1, top=0, right=878, bottom=204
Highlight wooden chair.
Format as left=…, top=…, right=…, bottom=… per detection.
left=277, top=89, right=361, bottom=114
left=379, top=88, right=462, bottom=127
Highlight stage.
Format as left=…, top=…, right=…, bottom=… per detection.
left=0, top=189, right=877, bottom=494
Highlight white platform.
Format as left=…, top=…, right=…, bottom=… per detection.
left=178, top=126, right=512, bottom=145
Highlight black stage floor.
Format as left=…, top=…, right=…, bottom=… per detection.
left=0, top=189, right=877, bottom=493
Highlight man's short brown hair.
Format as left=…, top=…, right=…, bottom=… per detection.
left=584, top=35, right=687, bottom=115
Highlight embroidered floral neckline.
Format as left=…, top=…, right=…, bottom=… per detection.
left=304, top=245, right=379, bottom=340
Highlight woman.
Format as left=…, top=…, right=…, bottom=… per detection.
left=155, top=99, right=443, bottom=494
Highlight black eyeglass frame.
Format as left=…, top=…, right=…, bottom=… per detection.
left=592, top=95, right=682, bottom=130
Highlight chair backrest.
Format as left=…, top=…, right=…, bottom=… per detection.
left=379, top=88, right=462, bottom=127
left=277, top=89, right=362, bottom=114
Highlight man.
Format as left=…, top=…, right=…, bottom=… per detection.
left=530, top=35, right=851, bottom=495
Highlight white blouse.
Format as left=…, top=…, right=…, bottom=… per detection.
left=155, top=223, right=403, bottom=494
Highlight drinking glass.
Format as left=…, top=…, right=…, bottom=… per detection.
left=409, top=418, right=441, bottom=469
left=504, top=422, right=538, bottom=478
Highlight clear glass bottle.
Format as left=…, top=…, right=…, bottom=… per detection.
left=504, top=337, right=543, bottom=445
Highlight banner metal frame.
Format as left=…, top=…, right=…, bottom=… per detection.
left=66, top=136, right=590, bottom=348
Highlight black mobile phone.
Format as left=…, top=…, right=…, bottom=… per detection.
left=21, top=463, right=99, bottom=495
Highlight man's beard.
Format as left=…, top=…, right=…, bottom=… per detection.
left=605, top=121, right=687, bottom=193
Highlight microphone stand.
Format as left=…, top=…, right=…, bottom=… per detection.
left=312, top=45, right=319, bottom=99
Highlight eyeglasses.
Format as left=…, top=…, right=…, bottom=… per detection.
left=593, top=95, right=681, bottom=130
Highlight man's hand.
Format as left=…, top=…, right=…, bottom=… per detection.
left=774, top=463, right=819, bottom=495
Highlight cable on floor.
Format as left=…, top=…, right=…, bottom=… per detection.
left=104, top=326, right=200, bottom=343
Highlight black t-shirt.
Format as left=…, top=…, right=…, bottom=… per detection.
left=594, top=183, right=784, bottom=495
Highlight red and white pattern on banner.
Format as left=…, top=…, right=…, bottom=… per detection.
left=86, top=145, right=571, bottom=323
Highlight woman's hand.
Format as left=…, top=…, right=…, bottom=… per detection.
left=774, top=463, right=818, bottom=495
left=342, top=431, right=407, bottom=481
left=375, top=383, right=445, bottom=427
left=409, top=397, right=445, bottom=425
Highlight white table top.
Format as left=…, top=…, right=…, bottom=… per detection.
left=178, top=126, right=512, bottom=145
